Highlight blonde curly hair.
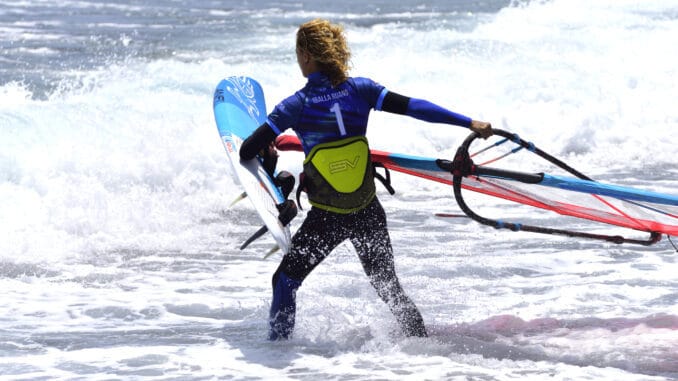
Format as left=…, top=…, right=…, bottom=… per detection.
left=297, top=19, right=351, bottom=86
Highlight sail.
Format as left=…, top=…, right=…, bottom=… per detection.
left=276, top=131, right=678, bottom=245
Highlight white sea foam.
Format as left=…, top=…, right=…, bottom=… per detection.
left=1, top=0, right=677, bottom=379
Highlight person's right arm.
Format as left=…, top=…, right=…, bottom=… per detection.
left=241, top=91, right=305, bottom=160
left=239, top=123, right=278, bottom=161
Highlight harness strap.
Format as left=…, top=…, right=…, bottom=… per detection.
left=373, top=163, right=395, bottom=195
left=296, top=172, right=306, bottom=211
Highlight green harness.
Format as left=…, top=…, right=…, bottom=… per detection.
left=301, top=136, right=376, bottom=214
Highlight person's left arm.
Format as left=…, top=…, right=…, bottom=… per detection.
left=379, top=91, right=493, bottom=139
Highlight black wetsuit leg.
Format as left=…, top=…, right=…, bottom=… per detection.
left=268, top=203, right=349, bottom=339
left=275, top=205, right=349, bottom=283
left=349, top=199, right=427, bottom=337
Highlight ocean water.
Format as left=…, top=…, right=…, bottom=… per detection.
left=1, top=0, right=678, bottom=379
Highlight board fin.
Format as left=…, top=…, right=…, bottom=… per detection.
left=239, top=200, right=298, bottom=253
left=240, top=225, right=268, bottom=250
left=263, top=245, right=279, bottom=259
left=229, top=192, right=248, bottom=208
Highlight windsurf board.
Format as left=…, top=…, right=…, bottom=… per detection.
left=213, top=76, right=293, bottom=255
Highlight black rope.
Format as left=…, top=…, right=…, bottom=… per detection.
left=668, top=235, right=678, bottom=252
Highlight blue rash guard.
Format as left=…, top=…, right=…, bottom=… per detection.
left=240, top=72, right=476, bottom=340
left=263, top=72, right=472, bottom=155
